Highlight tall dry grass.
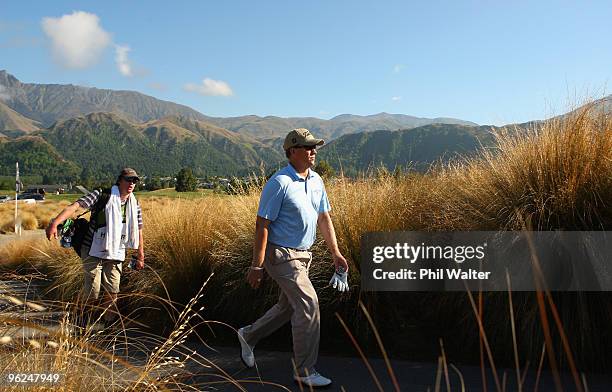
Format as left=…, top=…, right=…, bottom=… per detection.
left=0, top=275, right=260, bottom=391
left=423, top=105, right=612, bottom=367
left=1, top=102, right=611, bottom=371
left=0, top=200, right=70, bottom=233
left=434, top=106, right=611, bottom=231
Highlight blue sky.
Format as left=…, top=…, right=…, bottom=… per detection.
left=1, top=1, right=611, bottom=125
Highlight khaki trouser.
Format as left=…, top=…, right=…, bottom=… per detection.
left=80, top=245, right=122, bottom=301
left=242, top=243, right=320, bottom=377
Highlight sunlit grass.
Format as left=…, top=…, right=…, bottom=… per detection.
left=0, top=275, right=264, bottom=392
left=0, top=200, right=71, bottom=233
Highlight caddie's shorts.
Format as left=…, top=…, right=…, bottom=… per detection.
left=80, top=245, right=122, bottom=299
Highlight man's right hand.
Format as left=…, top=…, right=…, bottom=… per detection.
left=45, top=202, right=80, bottom=241
left=247, top=268, right=264, bottom=289
left=46, top=222, right=58, bottom=240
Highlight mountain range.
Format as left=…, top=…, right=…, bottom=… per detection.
left=317, top=124, right=498, bottom=175
left=0, top=70, right=608, bottom=180
left=1, top=111, right=284, bottom=179
left=0, top=70, right=476, bottom=140
left=0, top=70, right=207, bottom=129
left=205, top=112, right=477, bottom=140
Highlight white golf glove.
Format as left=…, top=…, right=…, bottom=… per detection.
left=329, top=266, right=349, bottom=292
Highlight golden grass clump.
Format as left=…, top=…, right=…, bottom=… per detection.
left=433, top=104, right=612, bottom=230
left=122, top=193, right=268, bottom=321
left=0, top=238, right=51, bottom=266
left=140, top=195, right=255, bottom=286
left=19, top=211, right=39, bottom=230
left=328, top=172, right=441, bottom=262
left=0, top=200, right=71, bottom=232
left=0, top=238, right=84, bottom=300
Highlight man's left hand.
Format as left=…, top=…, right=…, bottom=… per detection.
left=332, top=252, right=349, bottom=272
left=330, top=252, right=349, bottom=292
left=136, top=254, right=145, bottom=270
left=247, top=268, right=264, bottom=289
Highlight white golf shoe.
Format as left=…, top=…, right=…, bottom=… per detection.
left=294, top=371, right=332, bottom=387
left=237, top=326, right=255, bottom=368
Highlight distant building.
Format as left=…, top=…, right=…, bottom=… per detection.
left=26, top=185, right=66, bottom=194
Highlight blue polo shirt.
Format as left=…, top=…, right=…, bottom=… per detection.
left=257, top=164, right=331, bottom=250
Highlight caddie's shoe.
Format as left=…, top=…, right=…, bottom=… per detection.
left=237, top=326, right=255, bottom=368
left=294, top=371, right=332, bottom=388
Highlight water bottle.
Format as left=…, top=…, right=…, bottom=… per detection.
left=128, top=254, right=138, bottom=270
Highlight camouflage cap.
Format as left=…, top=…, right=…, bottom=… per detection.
left=119, top=167, right=140, bottom=179
left=283, top=128, right=325, bottom=151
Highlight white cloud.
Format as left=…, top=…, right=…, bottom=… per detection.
left=393, top=64, right=405, bottom=73
left=391, top=96, right=402, bottom=101
left=0, top=85, right=10, bottom=101
left=184, top=78, right=233, bottom=97
left=115, top=44, right=133, bottom=76
left=41, top=11, right=111, bottom=69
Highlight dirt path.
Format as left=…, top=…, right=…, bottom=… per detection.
left=136, top=341, right=612, bottom=391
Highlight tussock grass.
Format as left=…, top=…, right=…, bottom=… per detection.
left=1, top=238, right=59, bottom=266
left=434, top=106, right=611, bottom=231
left=0, top=276, right=259, bottom=392
left=424, top=105, right=612, bottom=368
left=0, top=200, right=70, bottom=233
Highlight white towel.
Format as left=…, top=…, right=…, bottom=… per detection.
left=105, top=185, right=139, bottom=254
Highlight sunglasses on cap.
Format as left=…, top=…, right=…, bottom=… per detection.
left=295, top=145, right=317, bottom=151
left=122, top=176, right=140, bottom=184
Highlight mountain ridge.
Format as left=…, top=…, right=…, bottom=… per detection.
left=205, top=112, right=478, bottom=140
left=3, top=70, right=608, bottom=180
left=0, top=70, right=211, bottom=128
left=0, top=111, right=284, bottom=179
left=318, top=124, right=498, bottom=175
left=0, top=70, right=477, bottom=140
left=0, top=100, right=41, bottom=133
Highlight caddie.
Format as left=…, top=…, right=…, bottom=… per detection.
left=237, top=128, right=349, bottom=388
left=46, top=168, right=144, bottom=327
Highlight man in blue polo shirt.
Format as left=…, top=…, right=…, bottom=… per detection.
left=237, top=128, right=349, bottom=388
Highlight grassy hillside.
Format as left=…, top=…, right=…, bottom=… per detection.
left=0, top=101, right=41, bottom=133
left=318, top=123, right=498, bottom=174
left=3, top=110, right=496, bottom=180
left=0, top=136, right=80, bottom=179
left=1, top=70, right=479, bottom=141
left=34, top=112, right=283, bottom=178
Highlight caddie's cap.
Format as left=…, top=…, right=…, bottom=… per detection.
left=283, top=128, right=325, bottom=151
left=119, top=167, right=140, bottom=180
